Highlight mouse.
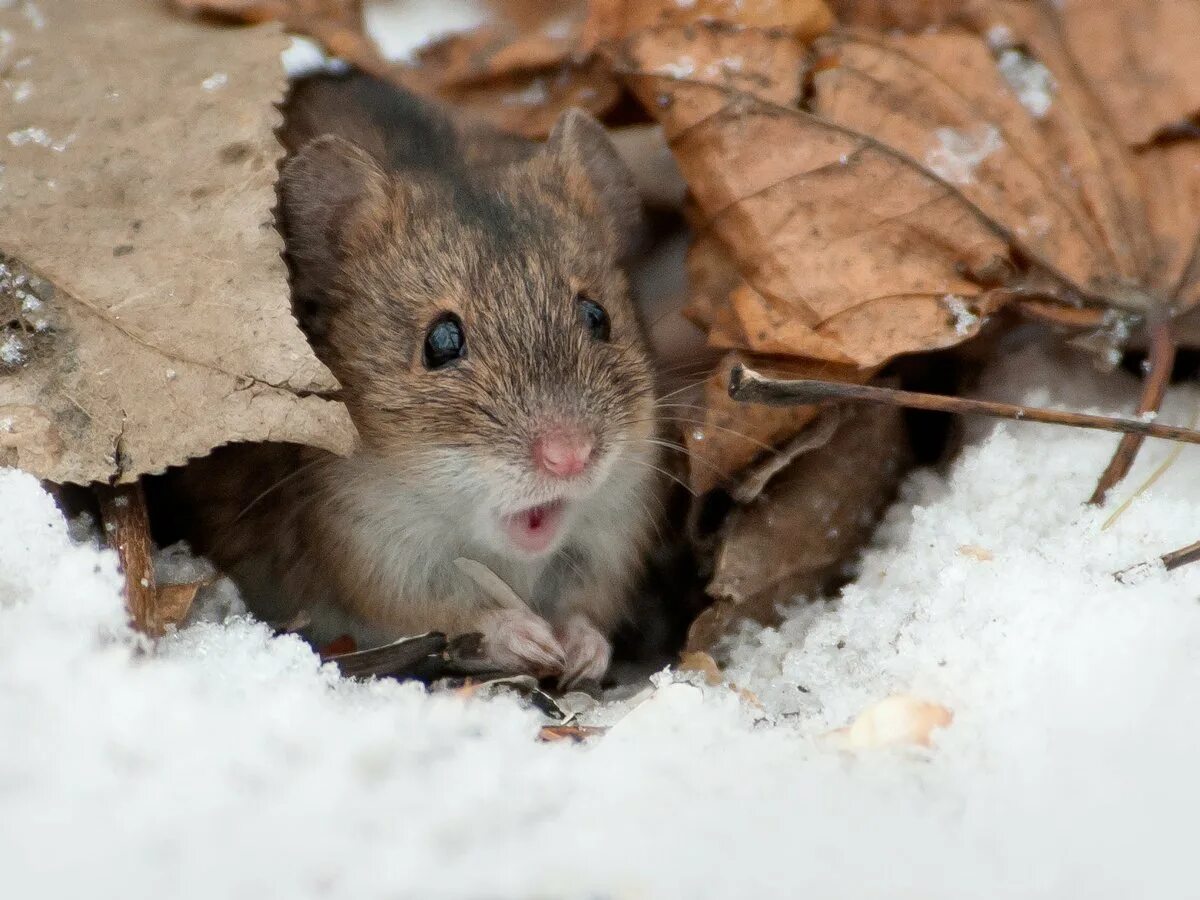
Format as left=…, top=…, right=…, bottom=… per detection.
left=178, top=73, right=664, bottom=687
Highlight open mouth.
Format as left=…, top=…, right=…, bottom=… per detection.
left=500, top=500, right=566, bottom=555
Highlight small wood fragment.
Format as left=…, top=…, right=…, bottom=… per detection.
left=95, top=481, right=160, bottom=636
left=538, top=724, right=607, bottom=743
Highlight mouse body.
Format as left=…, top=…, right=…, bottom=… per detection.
left=183, top=73, right=663, bottom=685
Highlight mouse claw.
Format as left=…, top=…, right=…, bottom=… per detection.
left=480, top=608, right=566, bottom=677
left=556, top=615, right=612, bottom=690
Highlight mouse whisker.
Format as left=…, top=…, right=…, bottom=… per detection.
left=612, top=451, right=697, bottom=498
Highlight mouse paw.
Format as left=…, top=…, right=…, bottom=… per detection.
left=555, top=615, right=612, bottom=689
left=479, top=609, right=565, bottom=677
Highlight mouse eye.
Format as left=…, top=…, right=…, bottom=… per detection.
left=577, top=294, right=610, bottom=342
left=423, top=313, right=466, bottom=369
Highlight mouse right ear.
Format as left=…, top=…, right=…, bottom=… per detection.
left=278, top=135, right=390, bottom=334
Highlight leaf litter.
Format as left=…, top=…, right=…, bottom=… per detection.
left=0, top=0, right=354, bottom=484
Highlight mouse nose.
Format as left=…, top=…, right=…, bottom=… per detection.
left=533, top=428, right=594, bottom=479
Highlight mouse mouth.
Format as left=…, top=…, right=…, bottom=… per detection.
left=500, top=500, right=567, bottom=556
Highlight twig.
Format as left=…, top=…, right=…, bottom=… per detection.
left=728, top=366, right=1200, bottom=446
left=1088, top=321, right=1176, bottom=505
left=95, top=481, right=160, bottom=636
left=1114, top=538, right=1200, bottom=582
left=1162, top=540, right=1200, bottom=571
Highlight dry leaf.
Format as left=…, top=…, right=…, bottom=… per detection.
left=677, top=650, right=723, bottom=685
left=688, top=402, right=908, bottom=650
left=1054, top=0, right=1200, bottom=147
left=957, top=544, right=994, bottom=562
left=405, top=3, right=619, bottom=138
left=618, top=1, right=1200, bottom=499
left=583, top=0, right=834, bottom=51
left=0, top=0, right=354, bottom=484
left=828, top=0, right=977, bottom=31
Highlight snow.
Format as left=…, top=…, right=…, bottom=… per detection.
left=997, top=48, right=1056, bottom=119
left=926, top=124, right=1003, bottom=185
left=0, top=331, right=26, bottom=365
left=4, top=345, right=1200, bottom=898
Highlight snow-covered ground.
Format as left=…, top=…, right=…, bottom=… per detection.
left=4, top=345, right=1200, bottom=899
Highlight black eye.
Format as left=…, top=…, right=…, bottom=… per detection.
left=577, top=294, right=610, bottom=342
left=423, top=313, right=466, bottom=369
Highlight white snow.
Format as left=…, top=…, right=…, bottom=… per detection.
left=926, top=124, right=1003, bottom=185
left=0, top=331, right=26, bottom=365
left=997, top=48, right=1056, bottom=119
left=4, top=345, right=1200, bottom=897
left=942, top=293, right=980, bottom=335
left=6, top=125, right=73, bottom=151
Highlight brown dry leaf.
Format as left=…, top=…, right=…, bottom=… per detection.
left=1055, top=0, right=1200, bottom=147
left=688, top=401, right=908, bottom=650
left=829, top=0, right=976, bottom=31
left=621, top=26, right=1016, bottom=368
left=677, top=650, right=723, bottom=685
left=583, top=0, right=834, bottom=51
left=623, top=0, right=1200, bottom=397
left=405, top=3, right=619, bottom=138
left=0, top=0, right=354, bottom=484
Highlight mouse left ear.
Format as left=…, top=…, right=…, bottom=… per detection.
left=544, top=109, right=646, bottom=261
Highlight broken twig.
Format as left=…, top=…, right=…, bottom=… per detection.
left=729, top=366, right=1200, bottom=447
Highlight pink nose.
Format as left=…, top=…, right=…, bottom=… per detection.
left=533, top=429, right=594, bottom=478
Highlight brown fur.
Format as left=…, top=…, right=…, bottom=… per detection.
left=182, top=74, right=663, bottom=679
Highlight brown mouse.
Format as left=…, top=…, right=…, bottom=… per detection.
left=181, top=73, right=663, bottom=686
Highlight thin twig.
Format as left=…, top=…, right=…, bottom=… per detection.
left=728, top=365, right=1200, bottom=446
left=1088, top=320, right=1176, bottom=505
left=1114, top=538, right=1200, bottom=582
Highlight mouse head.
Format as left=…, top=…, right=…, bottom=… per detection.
left=280, top=109, right=659, bottom=558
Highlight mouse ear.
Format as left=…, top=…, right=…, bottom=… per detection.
left=278, top=135, right=390, bottom=335
left=544, top=109, right=646, bottom=260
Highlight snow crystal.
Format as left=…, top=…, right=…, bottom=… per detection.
left=6, top=126, right=74, bottom=151
left=997, top=48, right=1056, bottom=119
left=5, top=345, right=1200, bottom=898
left=0, top=332, right=26, bottom=366
left=656, top=55, right=696, bottom=78
left=280, top=36, right=327, bottom=76
left=925, top=124, right=1003, bottom=185
left=985, top=23, right=1013, bottom=50
left=201, top=72, right=227, bottom=91
left=942, top=294, right=979, bottom=336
